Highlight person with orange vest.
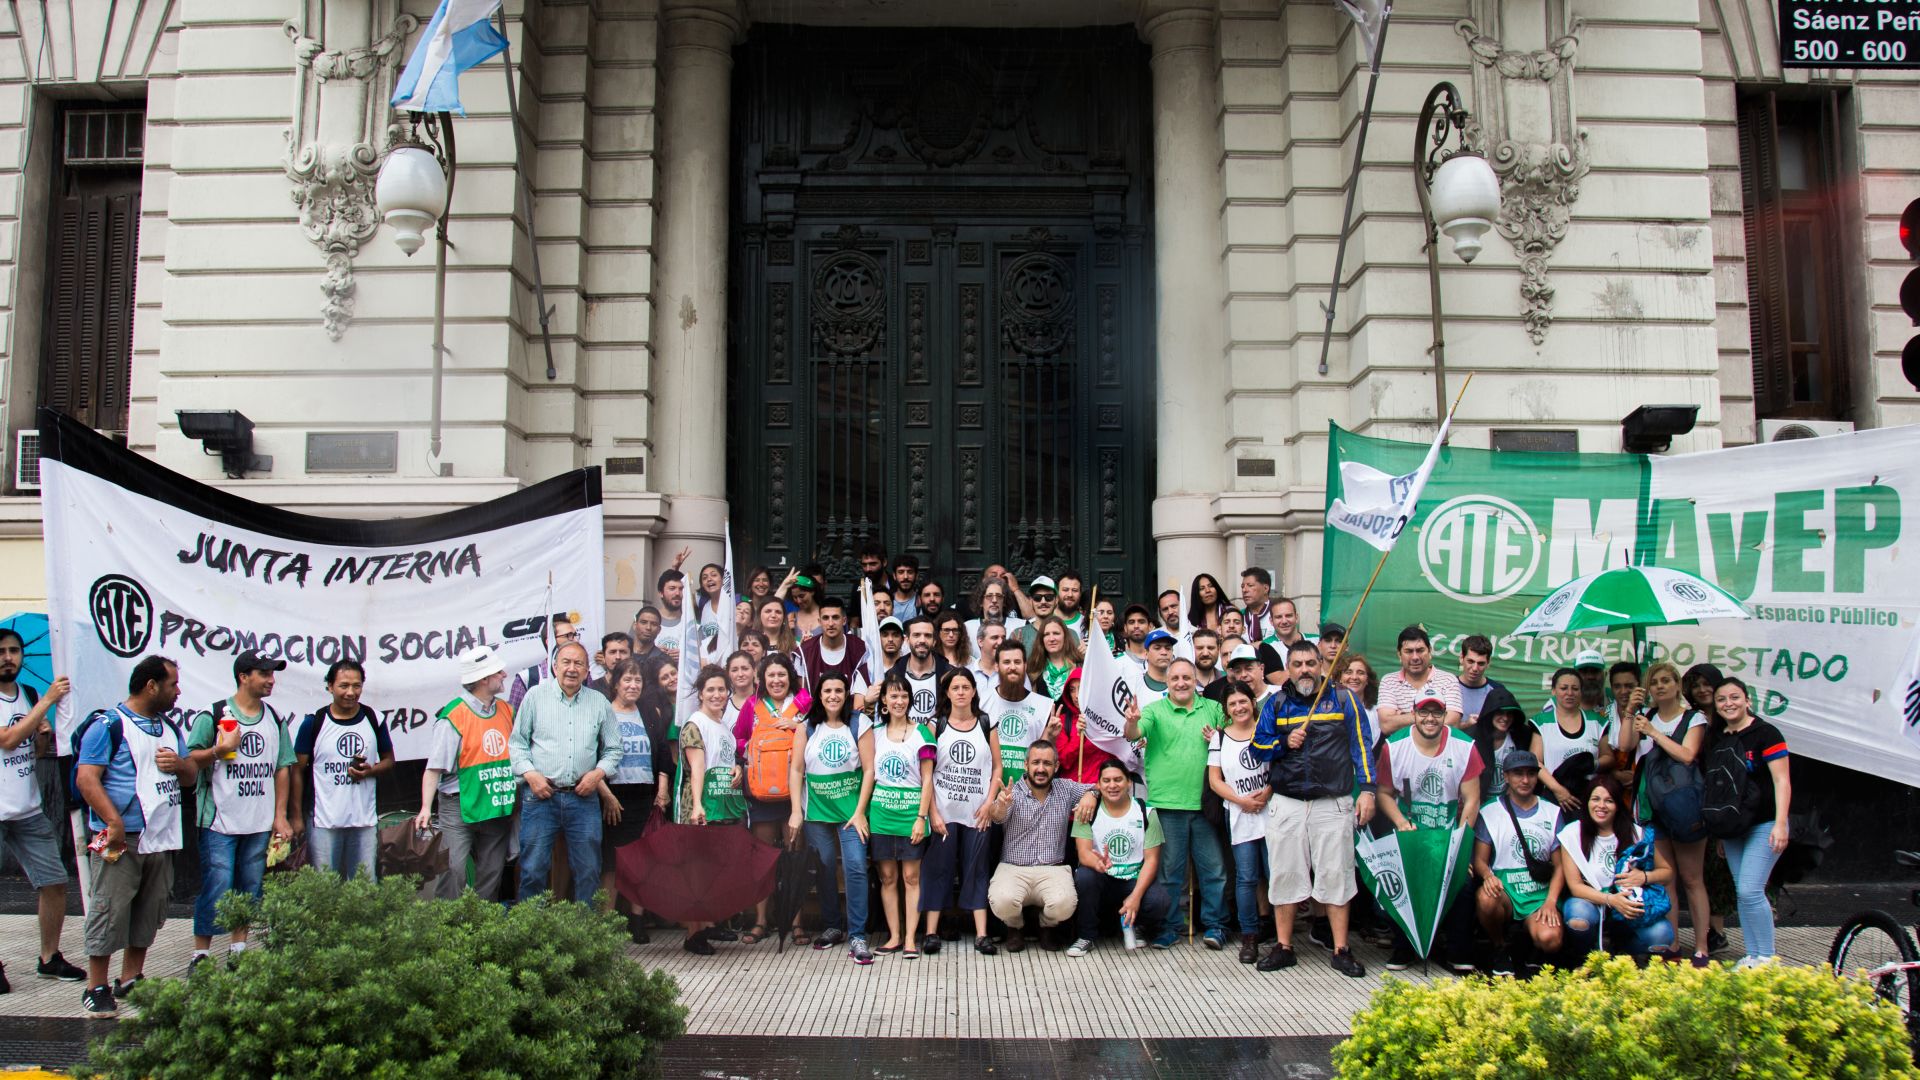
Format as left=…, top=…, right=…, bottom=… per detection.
left=731, top=653, right=810, bottom=944
left=416, top=646, right=518, bottom=901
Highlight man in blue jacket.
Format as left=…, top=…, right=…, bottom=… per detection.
left=1250, top=638, right=1375, bottom=977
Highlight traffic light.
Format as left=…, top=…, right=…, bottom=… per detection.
left=1904, top=198, right=1920, bottom=392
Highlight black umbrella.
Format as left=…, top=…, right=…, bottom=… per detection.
left=767, top=843, right=817, bottom=953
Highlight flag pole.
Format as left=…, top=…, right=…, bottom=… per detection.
left=1313, top=372, right=1474, bottom=704
left=1316, top=7, right=1394, bottom=377
left=494, top=5, right=559, bottom=381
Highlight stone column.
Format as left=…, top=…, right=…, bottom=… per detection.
left=651, top=0, right=742, bottom=562
left=1140, top=2, right=1230, bottom=587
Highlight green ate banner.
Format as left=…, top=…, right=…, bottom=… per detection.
left=1321, top=423, right=1920, bottom=787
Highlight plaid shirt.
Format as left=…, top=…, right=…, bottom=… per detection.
left=999, top=778, right=1093, bottom=866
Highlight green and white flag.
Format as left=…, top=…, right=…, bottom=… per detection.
left=1322, top=422, right=1920, bottom=787
left=1355, top=825, right=1473, bottom=960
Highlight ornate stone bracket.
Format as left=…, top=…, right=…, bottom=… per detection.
left=284, top=5, right=417, bottom=341
left=1456, top=1, right=1589, bottom=345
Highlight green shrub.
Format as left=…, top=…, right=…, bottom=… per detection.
left=86, top=870, right=686, bottom=1080
left=1333, top=954, right=1918, bottom=1080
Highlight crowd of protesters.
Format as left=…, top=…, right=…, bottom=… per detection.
left=0, top=548, right=1795, bottom=1011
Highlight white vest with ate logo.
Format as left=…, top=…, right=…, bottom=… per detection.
left=311, top=712, right=379, bottom=829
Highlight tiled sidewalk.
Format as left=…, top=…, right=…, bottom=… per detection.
left=0, top=914, right=1842, bottom=1038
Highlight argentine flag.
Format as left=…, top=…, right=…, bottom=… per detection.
left=391, top=0, right=509, bottom=116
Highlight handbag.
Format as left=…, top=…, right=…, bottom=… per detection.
left=1606, top=828, right=1671, bottom=928
left=377, top=820, right=449, bottom=880
left=1501, top=795, right=1557, bottom=885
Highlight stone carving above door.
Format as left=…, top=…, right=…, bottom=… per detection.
left=1456, top=0, right=1589, bottom=345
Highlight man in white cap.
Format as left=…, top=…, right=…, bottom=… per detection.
left=1572, top=649, right=1608, bottom=712
left=1012, top=575, right=1060, bottom=651
left=1205, top=643, right=1271, bottom=710
left=415, top=645, right=517, bottom=901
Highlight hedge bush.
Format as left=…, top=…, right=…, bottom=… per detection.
left=1334, top=954, right=1917, bottom=1080
left=87, top=870, right=686, bottom=1080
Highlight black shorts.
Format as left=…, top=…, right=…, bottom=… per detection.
left=746, top=797, right=791, bottom=826
left=869, top=832, right=926, bottom=862
left=601, top=783, right=655, bottom=859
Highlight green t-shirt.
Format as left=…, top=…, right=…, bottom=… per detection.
left=1135, top=695, right=1224, bottom=811
left=1072, top=799, right=1164, bottom=881
left=187, top=698, right=296, bottom=829
left=867, top=722, right=934, bottom=837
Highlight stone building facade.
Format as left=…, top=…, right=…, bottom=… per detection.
left=0, top=0, right=1912, bottom=632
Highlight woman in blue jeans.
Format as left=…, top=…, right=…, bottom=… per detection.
left=1708, top=677, right=1792, bottom=965
left=786, top=674, right=875, bottom=964
left=1207, top=684, right=1272, bottom=964
left=1555, top=774, right=1676, bottom=957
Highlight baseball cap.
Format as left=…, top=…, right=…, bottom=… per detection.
left=458, top=645, right=505, bottom=684
left=1318, top=621, right=1347, bottom=641
left=1413, top=694, right=1447, bottom=713
left=1029, top=575, right=1058, bottom=594
left=1226, top=643, right=1260, bottom=666
left=233, top=649, right=286, bottom=677
left=1143, top=628, right=1177, bottom=649
left=878, top=616, right=905, bottom=634
left=1502, top=750, right=1542, bottom=773
left=1573, top=649, right=1605, bottom=669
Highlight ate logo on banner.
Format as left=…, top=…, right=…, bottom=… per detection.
left=89, top=574, right=154, bottom=658
left=1418, top=496, right=1542, bottom=605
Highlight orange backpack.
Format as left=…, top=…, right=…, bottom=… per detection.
left=744, top=698, right=799, bottom=800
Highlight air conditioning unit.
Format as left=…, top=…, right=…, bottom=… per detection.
left=13, top=429, right=40, bottom=492
left=1758, top=419, right=1855, bottom=443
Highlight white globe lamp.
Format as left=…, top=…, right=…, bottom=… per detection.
left=374, top=144, right=448, bottom=257
left=1427, top=151, right=1501, bottom=263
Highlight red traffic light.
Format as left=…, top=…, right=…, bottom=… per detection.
left=1905, top=199, right=1920, bottom=259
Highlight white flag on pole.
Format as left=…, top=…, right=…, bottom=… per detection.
left=1078, top=611, right=1144, bottom=774
left=859, top=577, right=886, bottom=685
left=1325, top=403, right=1455, bottom=553
left=1335, top=0, right=1392, bottom=70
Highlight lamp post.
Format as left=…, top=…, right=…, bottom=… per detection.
left=374, top=112, right=455, bottom=475
left=1412, top=82, right=1501, bottom=427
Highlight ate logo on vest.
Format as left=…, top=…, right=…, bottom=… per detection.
left=1237, top=746, right=1257, bottom=772
left=949, top=739, right=977, bottom=766
left=481, top=728, right=508, bottom=756
left=819, top=737, right=853, bottom=768
left=1104, top=831, right=1136, bottom=861
left=878, top=754, right=914, bottom=784
left=239, top=731, right=266, bottom=759
left=999, top=711, right=1028, bottom=740
left=1417, top=495, right=1541, bottom=605
left=1417, top=770, right=1447, bottom=801
left=336, top=731, right=366, bottom=760
left=89, top=574, right=153, bottom=658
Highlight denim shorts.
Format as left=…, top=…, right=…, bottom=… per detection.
left=0, top=811, right=68, bottom=888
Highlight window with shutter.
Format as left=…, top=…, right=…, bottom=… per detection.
left=1736, top=89, right=1853, bottom=422
left=38, top=106, right=143, bottom=435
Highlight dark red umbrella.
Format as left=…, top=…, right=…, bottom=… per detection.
left=614, top=818, right=779, bottom=924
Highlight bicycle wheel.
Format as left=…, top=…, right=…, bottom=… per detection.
left=1832, top=910, right=1918, bottom=1051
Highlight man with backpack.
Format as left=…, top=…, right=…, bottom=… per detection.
left=73, top=655, right=197, bottom=1014
left=184, top=650, right=296, bottom=971
left=291, top=661, right=395, bottom=880
left=0, top=631, right=81, bottom=991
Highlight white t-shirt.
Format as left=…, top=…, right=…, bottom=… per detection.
left=1206, top=729, right=1268, bottom=845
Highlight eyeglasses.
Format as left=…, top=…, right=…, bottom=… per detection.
left=556, top=631, right=579, bottom=642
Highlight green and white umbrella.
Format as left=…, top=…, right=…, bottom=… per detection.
left=1355, top=825, right=1475, bottom=961
left=1513, top=565, right=1750, bottom=637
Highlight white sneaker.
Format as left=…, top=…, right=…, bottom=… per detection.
left=1734, top=955, right=1775, bottom=970
left=1066, top=938, right=1093, bottom=957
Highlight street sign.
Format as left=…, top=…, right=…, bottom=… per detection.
left=1780, top=1, right=1920, bottom=68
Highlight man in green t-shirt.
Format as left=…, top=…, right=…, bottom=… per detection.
left=1068, top=759, right=1170, bottom=956
left=1124, top=658, right=1228, bottom=949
